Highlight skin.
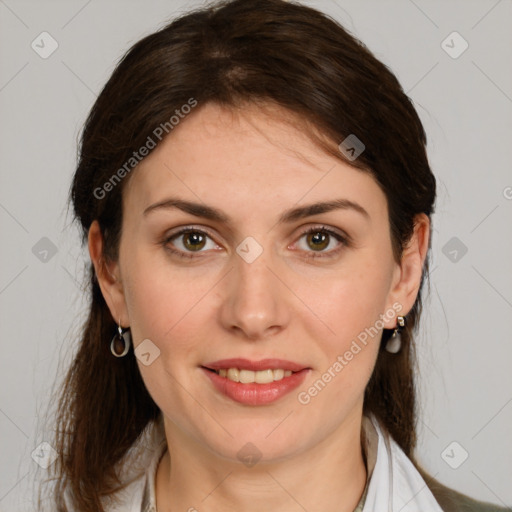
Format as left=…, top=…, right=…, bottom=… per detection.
left=89, top=102, right=430, bottom=512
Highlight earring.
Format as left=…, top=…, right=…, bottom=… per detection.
left=385, top=315, right=406, bottom=354
left=110, top=322, right=132, bottom=357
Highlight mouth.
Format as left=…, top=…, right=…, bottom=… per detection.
left=202, top=366, right=297, bottom=384
left=202, top=357, right=309, bottom=383
left=200, top=358, right=310, bottom=405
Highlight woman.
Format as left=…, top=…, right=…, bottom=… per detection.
left=42, top=0, right=509, bottom=510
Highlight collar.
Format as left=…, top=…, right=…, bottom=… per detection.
left=361, top=414, right=443, bottom=512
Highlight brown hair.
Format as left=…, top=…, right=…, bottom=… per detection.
left=42, top=0, right=452, bottom=509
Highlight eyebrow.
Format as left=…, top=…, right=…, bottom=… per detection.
left=143, top=196, right=370, bottom=224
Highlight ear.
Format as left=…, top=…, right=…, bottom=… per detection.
left=88, top=220, right=130, bottom=327
left=384, top=213, right=431, bottom=326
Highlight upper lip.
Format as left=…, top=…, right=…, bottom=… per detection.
left=202, top=358, right=309, bottom=372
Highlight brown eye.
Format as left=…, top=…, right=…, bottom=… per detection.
left=296, top=226, right=348, bottom=260
left=181, top=231, right=207, bottom=251
left=163, top=227, right=218, bottom=258
left=306, top=231, right=330, bottom=251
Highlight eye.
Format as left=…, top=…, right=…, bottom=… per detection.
left=162, top=227, right=219, bottom=259
left=294, top=226, right=349, bottom=260
left=162, top=225, right=350, bottom=261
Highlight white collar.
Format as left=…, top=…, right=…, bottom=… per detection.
left=361, top=414, right=443, bottom=512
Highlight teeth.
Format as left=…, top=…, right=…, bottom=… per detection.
left=214, top=368, right=295, bottom=383
left=274, top=369, right=284, bottom=381
left=240, top=369, right=258, bottom=383
left=227, top=368, right=239, bottom=382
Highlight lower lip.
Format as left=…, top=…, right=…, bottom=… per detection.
left=201, top=367, right=310, bottom=405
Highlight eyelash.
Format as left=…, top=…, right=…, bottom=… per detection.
left=162, top=225, right=349, bottom=261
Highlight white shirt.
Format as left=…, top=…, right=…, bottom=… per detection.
left=67, top=413, right=443, bottom=511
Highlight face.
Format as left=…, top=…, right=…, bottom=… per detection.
left=91, top=102, right=428, bottom=463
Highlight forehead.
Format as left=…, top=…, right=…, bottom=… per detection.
left=124, top=102, right=387, bottom=224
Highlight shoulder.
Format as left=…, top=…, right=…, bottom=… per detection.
left=426, top=478, right=511, bottom=512
left=367, top=415, right=510, bottom=512
left=412, top=458, right=511, bottom=512
left=63, top=416, right=166, bottom=512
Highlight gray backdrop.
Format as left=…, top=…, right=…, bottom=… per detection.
left=1, top=0, right=511, bottom=510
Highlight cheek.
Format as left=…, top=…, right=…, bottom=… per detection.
left=295, top=271, right=386, bottom=411
left=122, top=256, right=210, bottom=415
left=291, top=256, right=392, bottom=409
left=296, top=257, right=392, bottom=348
left=122, top=248, right=214, bottom=343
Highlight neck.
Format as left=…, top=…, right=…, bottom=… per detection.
left=155, top=412, right=368, bottom=512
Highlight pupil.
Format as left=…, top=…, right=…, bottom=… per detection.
left=185, top=232, right=204, bottom=250
left=309, top=232, right=328, bottom=251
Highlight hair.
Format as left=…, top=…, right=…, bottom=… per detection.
left=39, top=0, right=476, bottom=510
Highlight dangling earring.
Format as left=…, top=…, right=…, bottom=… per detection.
left=110, top=321, right=132, bottom=357
left=385, top=315, right=406, bottom=354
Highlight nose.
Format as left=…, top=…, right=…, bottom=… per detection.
left=219, top=249, right=291, bottom=341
